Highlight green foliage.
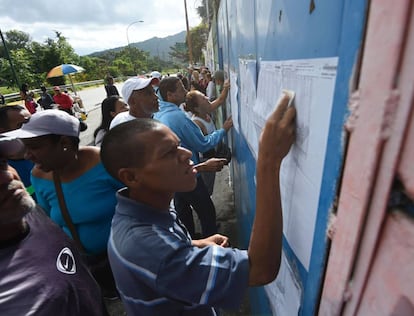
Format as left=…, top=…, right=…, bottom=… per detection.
left=79, top=56, right=107, bottom=81
left=196, top=0, right=219, bottom=26
left=0, top=86, right=15, bottom=94
left=0, top=23, right=209, bottom=91
left=0, top=30, right=80, bottom=88
left=189, top=24, right=209, bottom=64
left=169, top=42, right=188, bottom=64
left=169, top=23, right=209, bottom=66
left=0, top=30, right=31, bottom=55
left=55, top=32, right=79, bottom=64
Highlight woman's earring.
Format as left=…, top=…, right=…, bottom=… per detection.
left=63, top=147, right=68, bottom=151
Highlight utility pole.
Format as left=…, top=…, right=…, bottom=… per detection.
left=0, top=28, right=20, bottom=89
left=183, top=0, right=194, bottom=66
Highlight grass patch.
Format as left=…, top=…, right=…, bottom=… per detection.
left=0, top=86, right=17, bottom=95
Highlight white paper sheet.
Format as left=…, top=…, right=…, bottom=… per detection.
left=236, top=57, right=338, bottom=268
left=229, top=69, right=239, bottom=132
left=265, top=252, right=302, bottom=315
left=238, top=59, right=258, bottom=156
left=254, top=58, right=338, bottom=268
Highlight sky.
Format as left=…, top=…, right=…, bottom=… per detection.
left=0, top=0, right=202, bottom=56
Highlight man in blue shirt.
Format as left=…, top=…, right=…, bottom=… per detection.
left=154, top=77, right=233, bottom=237
left=100, top=93, right=296, bottom=315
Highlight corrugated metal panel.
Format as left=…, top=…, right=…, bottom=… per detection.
left=320, top=0, right=414, bottom=315
left=398, top=107, right=414, bottom=200
left=356, top=212, right=414, bottom=315
left=397, top=4, right=414, bottom=201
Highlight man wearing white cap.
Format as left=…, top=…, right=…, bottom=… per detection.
left=150, top=70, right=162, bottom=80
left=109, top=77, right=159, bottom=129
left=150, top=71, right=162, bottom=95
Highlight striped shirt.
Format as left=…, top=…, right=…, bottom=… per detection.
left=108, top=188, right=249, bottom=316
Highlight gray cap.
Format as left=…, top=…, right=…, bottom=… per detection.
left=2, top=109, right=80, bottom=139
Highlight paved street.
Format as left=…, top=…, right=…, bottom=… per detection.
left=77, top=83, right=123, bottom=145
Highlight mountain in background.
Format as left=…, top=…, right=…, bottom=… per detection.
left=88, top=31, right=186, bottom=61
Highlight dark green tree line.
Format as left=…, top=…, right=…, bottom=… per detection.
left=0, top=17, right=213, bottom=91
left=0, top=30, right=171, bottom=90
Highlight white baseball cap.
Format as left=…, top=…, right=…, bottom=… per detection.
left=2, top=109, right=80, bottom=139
left=122, top=77, right=156, bottom=104
left=150, top=71, right=162, bottom=79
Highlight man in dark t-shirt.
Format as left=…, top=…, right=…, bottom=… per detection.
left=104, top=76, right=120, bottom=97
left=0, top=136, right=107, bottom=316
left=38, top=86, right=54, bottom=110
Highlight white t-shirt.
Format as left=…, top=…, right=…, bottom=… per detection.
left=109, top=111, right=137, bottom=129
left=206, top=81, right=216, bottom=101
left=192, top=115, right=216, bottom=135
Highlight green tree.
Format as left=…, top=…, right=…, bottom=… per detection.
left=0, top=30, right=31, bottom=57
left=0, top=30, right=33, bottom=87
left=54, top=31, right=78, bottom=64
left=196, top=0, right=220, bottom=26
left=79, top=55, right=108, bottom=81
left=113, top=58, right=131, bottom=76
left=189, top=24, right=209, bottom=64
left=169, top=42, right=188, bottom=64
left=0, top=49, right=39, bottom=88
left=0, top=27, right=186, bottom=90
left=170, top=24, right=208, bottom=66
left=44, top=31, right=81, bottom=86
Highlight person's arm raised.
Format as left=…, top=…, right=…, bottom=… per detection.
left=222, top=116, right=233, bottom=131
left=247, top=93, right=296, bottom=286
left=209, top=79, right=230, bottom=111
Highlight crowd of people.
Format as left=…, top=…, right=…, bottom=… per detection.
left=5, top=83, right=89, bottom=130
left=0, top=68, right=296, bottom=315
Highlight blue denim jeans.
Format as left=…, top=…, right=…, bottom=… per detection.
left=174, top=176, right=217, bottom=238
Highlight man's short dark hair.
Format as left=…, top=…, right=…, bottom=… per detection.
left=0, top=105, right=26, bottom=131
left=100, top=119, right=162, bottom=181
left=159, top=77, right=180, bottom=101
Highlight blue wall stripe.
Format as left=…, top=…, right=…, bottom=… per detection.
left=216, top=0, right=369, bottom=314
left=302, top=1, right=369, bottom=315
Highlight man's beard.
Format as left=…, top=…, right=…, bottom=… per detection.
left=0, top=180, right=36, bottom=225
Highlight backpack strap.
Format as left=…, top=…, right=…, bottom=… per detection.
left=52, top=171, right=86, bottom=253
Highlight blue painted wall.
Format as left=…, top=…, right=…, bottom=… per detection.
left=215, top=0, right=368, bottom=314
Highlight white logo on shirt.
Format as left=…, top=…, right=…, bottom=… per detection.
left=56, top=247, right=76, bottom=274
